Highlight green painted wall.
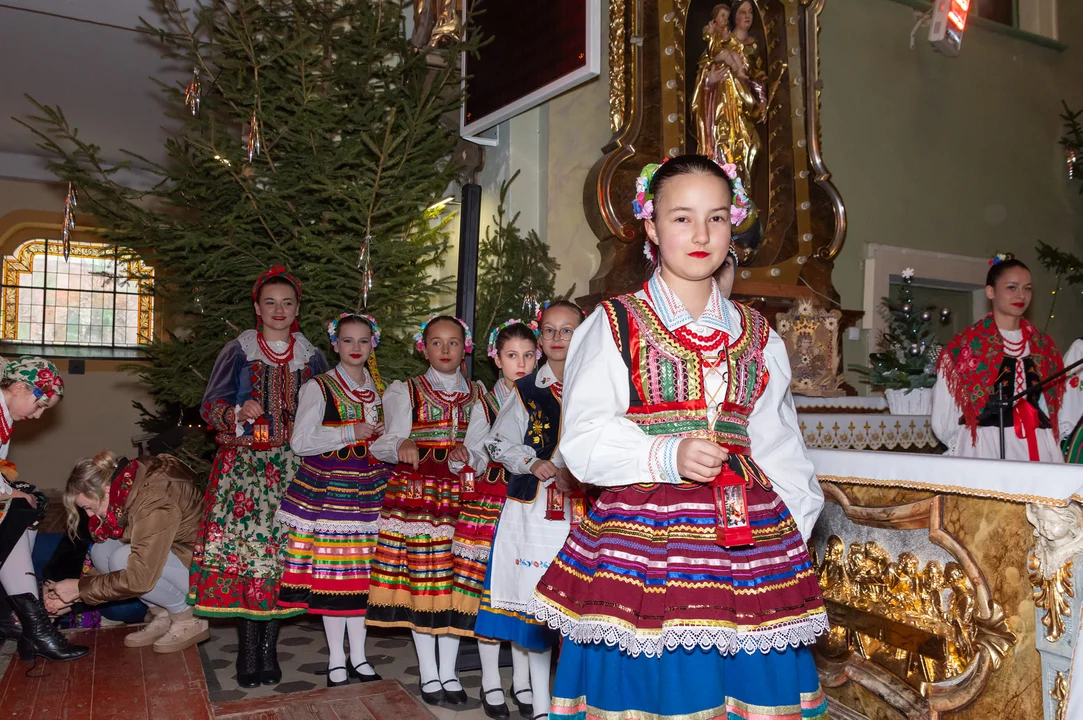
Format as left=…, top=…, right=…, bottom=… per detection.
left=820, top=0, right=1083, bottom=372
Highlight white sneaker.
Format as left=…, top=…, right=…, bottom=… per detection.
left=124, top=607, right=172, bottom=648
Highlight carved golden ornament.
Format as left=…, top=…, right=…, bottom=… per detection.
left=818, top=534, right=1016, bottom=688
left=1028, top=554, right=1074, bottom=643
left=1051, top=670, right=1069, bottom=720
left=609, top=0, right=627, bottom=133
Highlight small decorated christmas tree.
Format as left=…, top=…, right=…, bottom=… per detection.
left=852, top=269, right=942, bottom=391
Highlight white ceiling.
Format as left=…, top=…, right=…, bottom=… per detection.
left=0, top=0, right=196, bottom=184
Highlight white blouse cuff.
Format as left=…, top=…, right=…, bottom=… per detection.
left=646, top=436, right=683, bottom=484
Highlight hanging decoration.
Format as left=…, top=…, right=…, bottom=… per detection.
left=247, top=109, right=261, bottom=163
left=61, top=181, right=77, bottom=261
left=521, top=285, right=541, bottom=318
left=357, top=234, right=373, bottom=307
left=184, top=68, right=201, bottom=116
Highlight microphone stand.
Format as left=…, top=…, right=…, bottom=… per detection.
left=993, top=357, right=1083, bottom=460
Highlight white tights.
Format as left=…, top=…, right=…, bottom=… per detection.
left=323, top=616, right=376, bottom=683
left=0, top=530, right=37, bottom=598
left=412, top=631, right=462, bottom=691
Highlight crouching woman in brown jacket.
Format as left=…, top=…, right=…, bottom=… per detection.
left=47, top=452, right=210, bottom=654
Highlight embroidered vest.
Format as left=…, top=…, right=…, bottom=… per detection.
left=406, top=374, right=482, bottom=446
left=601, top=293, right=771, bottom=452
left=970, top=356, right=1050, bottom=428
left=232, top=360, right=314, bottom=448
left=507, top=373, right=562, bottom=502
left=476, top=390, right=509, bottom=493
left=315, top=373, right=383, bottom=427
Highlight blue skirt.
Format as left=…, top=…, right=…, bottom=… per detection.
left=473, top=537, right=559, bottom=651
left=474, top=511, right=558, bottom=649
left=549, top=641, right=827, bottom=719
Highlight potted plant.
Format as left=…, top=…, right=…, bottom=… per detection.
left=850, top=268, right=942, bottom=415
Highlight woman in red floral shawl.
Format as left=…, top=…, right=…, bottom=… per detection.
left=932, top=254, right=1065, bottom=462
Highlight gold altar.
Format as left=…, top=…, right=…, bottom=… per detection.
left=809, top=450, right=1083, bottom=720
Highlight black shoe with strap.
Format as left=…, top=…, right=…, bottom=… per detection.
left=347, top=661, right=382, bottom=683
left=9, top=593, right=88, bottom=663
left=236, top=620, right=262, bottom=689
left=418, top=679, right=444, bottom=706
left=442, top=680, right=468, bottom=705
left=259, top=619, right=282, bottom=685
left=326, top=665, right=350, bottom=688
left=481, top=686, right=510, bottom=719
left=512, top=687, right=533, bottom=718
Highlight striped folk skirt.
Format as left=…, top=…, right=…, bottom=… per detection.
left=366, top=446, right=468, bottom=634
left=530, top=474, right=828, bottom=719
left=276, top=444, right=389, bottom=616
left=447, top=479, right=506, bottom=633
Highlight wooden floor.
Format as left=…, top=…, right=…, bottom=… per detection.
left=0, top=627, right=212, bottom=719
left=0, top=627, right=435, bottom=720
left=213, top=681, right=438, bottom=719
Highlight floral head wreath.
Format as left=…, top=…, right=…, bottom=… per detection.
left=634, top=159, right=757, bottom=262
left=327, top=313, right=381, bottom=348
left=414, top=315, right=474, bottom=353
left=534, top=301, right=551, bottom=324
left=989, top=252, right=1014, bottom=267
left=486, top=319, right=540, bottom=359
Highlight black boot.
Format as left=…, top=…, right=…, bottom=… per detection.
left=9, top=593, right=88, bottom=662
left=236, top=620, right=262, bottom=688
left=0, top=588, right=22, bottom=643
left=259, top=619, right=282, bottom=685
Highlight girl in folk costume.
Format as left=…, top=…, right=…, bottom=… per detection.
left=367, top=315, right=485, bottom=707
left=451, top=320, right=539, bottom=719
left=276, top=314, right=391, bottom=687
left=476, top=301, right=585, bottom=720
left=0, top=357, right=87, bottom=662
left=1058, top=337, right=1082, bottom=463
left=932, top=255, right=1065, bottom=462
left=189, top=266, right=328, bottom=688
left=530, top=156, right=828, bottom=719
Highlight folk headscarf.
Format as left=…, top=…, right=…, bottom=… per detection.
left=2, top=356, right=64, bottom=400
left=252, top=265, right=303, bottom=333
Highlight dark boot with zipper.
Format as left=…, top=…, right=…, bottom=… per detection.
left=259, top=619, right=282, bottom=685
left=0, top=588, right=22, bottom=644
left=236, top=619, right=262, bottom=688
left=9, top=593, right=88, bottom=662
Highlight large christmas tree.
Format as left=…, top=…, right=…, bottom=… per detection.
left=19, top=0, right=472, bottom=455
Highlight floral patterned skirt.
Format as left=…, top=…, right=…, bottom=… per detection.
left=188, top=445, right=304, bottom=620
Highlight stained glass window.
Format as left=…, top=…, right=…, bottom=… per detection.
left=1, top=239, right=154, bottom=349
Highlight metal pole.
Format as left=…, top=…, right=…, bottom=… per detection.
left=455, top=183, right=482, bottom=378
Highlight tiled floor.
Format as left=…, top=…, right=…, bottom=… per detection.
left=197, top=617, right=524, bottom=720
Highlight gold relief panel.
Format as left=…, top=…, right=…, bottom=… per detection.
left=813, top=484, right=1017, bottom=717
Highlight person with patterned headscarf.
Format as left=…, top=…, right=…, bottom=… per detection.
left=933, top=255, right=1065, bottom=462
left=0, top=356, right=88, bottom=662
left=187, top=267, right=328, bottom=688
